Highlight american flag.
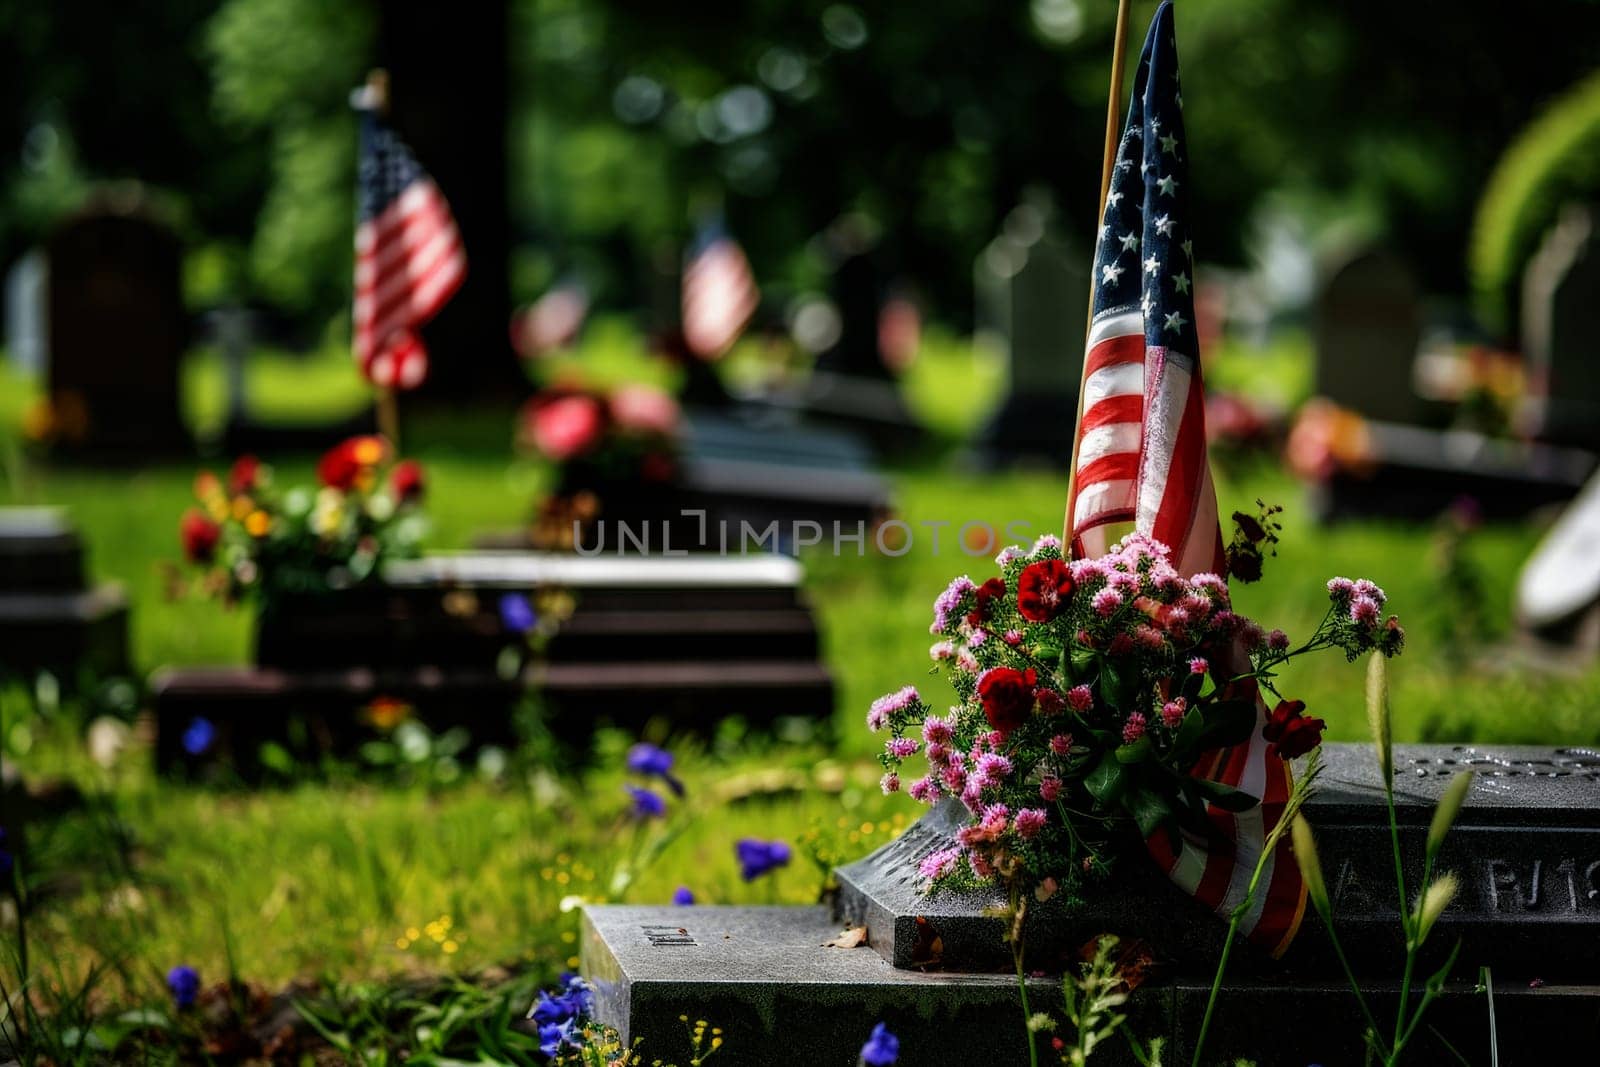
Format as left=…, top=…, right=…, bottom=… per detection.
left=1065, top=1, right=1305, bottom=956
left=352, top=100, right=466, bottom=391
left=681, top=221, right=759, bottom=360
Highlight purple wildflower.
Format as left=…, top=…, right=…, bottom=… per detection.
left=931, top=575, right=975, bottom=633
left=735, top=838, right=791, bottom=881
left=671, top=886, right=695, bottom=905
left=867, top=686, right=920, bottom=731
left=181, top=717, right=215, bottom=757
left=626, top=742, right=685, bottom=796
left=860, top=1022, right=900, bottom=1066
left=167, top=965, right=200, bottom=1010
left=624, top=784, right=666, bottom=819
left=499, top=593, right=538, bottom=634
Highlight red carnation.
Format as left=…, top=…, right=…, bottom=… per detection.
left=318, top=436, right=388, bottom=491
left=1263, top=699, right=1326, bottom=760
left=968, top=577, right=1007, bottom=624
left=180, top=509, right=221, bottom=564
left=391, top=459, right=425, bottom=502
left=519, top=392, right=607, bottom=461
left=977, top=666, right=1038, bottom=735
left=1017, top=559, right=1075, bottom=622
left=228, top=455, right=261, bottom=495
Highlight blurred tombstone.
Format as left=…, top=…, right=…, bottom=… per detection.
left=5, top=249, right=47, bottom=375
left=203, top=305, right=257, bottom=427
left=1312, top=245, right=1424, bottom=424
left=972, top=198, right=1087, bottom=466
left=45, top=195, right=189, bottom=457
left=1516, top=466, right=1600, bottom=652
left=1521, top=205, right=1600, bottom=450
left=0, top=507, right=129, bottom=684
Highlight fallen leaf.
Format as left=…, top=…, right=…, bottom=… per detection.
left=822, top=925, right=868, bottom=949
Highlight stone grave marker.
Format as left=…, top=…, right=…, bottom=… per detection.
left=1312, top=245, right=1424, bottom=425
left=5, top=249, right=47, bottom=375
left=972, top=198, right=1088, bottom=466
left=0, top=507, right=129, bottom=683
left=46, top=195, right=189, bottom=457
left=1522, top=205, right=1600, bottom=451
left=151, top=552, right=833, bottom=772
left=583, top=743, right=1600, bottom=1064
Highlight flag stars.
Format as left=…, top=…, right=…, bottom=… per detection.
left=1181, top=238, right=1194, bottom=259
left=1157, top=174, right=1179, bottom=197
left=1160, top=133, right=1180, bottom=156
left=1102, top=262, right=1126, bottom=286
left=1143, top=254, right=1161, bottom=276
left=1154, top=214, right=1176, bottom=236
left=1164, top=310, right=1188, bottom=334
left=1119, top=232, right=1140, bottom=252
left=1172, top=271, right=1191, bottom=295
left=1105, top=189, right=1124, bottom=208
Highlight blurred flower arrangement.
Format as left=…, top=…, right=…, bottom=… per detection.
left=870, top=513, right=1405, bottom=905
left=1285, top=399, right=1376, bottom=483
left=517, top=383, right=681, bottom=550
left=174, top=436, right=426, bottom=607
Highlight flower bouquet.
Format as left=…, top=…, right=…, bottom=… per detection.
left=870, top=515, right=1404, bottom=905
left=516, top=382, right=681, bottom=550
left=176, top=435, right=426, bottom=607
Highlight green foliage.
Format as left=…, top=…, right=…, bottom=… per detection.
left=1469, top=69, right=1600, bottom=336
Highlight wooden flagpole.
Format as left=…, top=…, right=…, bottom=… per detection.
left=1064, top=0, right=1135, bottom=543
left=364, top=68, right=403, bottom=451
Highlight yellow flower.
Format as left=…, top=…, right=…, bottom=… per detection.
left=245, top=510, right=271, bottom=538
left=353, top=437, right=386, bottom=465
left=232, top=496, right=255, bottom=521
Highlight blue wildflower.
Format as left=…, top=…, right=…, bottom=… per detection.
left=528, top=973, right=591, bottom=1054
left=538, top=1019, right=577, bottom=1057
left=860, top=1022, right=899, bottom=1066
left=626, top=741, right=685, bottom=796
left=499, top=593, right=538, bottom=634
left=735, top=838, right=792, bottom=882
left=182, top=716, right=216, bottom=756
left=167, top=965, right=200, bottom=1009
left=625, top=784, right=666, bottom=819
left=671, top=885, right=695, bottom=906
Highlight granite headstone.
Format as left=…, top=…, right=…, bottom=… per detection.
left=1522, top=205, right=1600, bottom=451
left=0, top=507, right=129, bottom=683
left=1312, top=245, right=1424, bottom=425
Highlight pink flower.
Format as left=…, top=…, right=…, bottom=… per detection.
left=1267, top=628, right=1290, bottom=651
left=956, top=648, right=979, bottom=673
left=909, top=777, right=939, bottom=803
left=968, top=850, right=995, bottom=879
left=942, top=765, right=967, bottom=793
left=918, top=847, right=961, bottom=880
left=1237, top=619, right=1265, bottom=650
left=1353, top=578, right=1385, bottom=605
left=1351, top=596, right=1381, bottom=626
left=1031, top=534, right=1063, bottom=556
left=1179, top=592, right=1212, bottom=619
left=1071, top=558, right=1108, bottom=583
left=880, top=772, right=900, bottom=794
left=522, top=393, right=606, bottom=460
left=1108, top=633, right=1135, bottom=657
left=960, top=779, right=984, bottom=812
left=886, top=737, right=919, bottom=759
left=974, top=753, right=1013, bottom=789
left=1165, top=606, right=1191, bottom=630
left=1327, top=576, right=1355, bottom=601
left=1192, top=573, right=1230, bottom=603
left=930, top=640, right=955, bottom=661
left=1092, top=588, right=1123, bottom=616
left=1134, top=624, right=1165, bottom=650
left=1161, top=698, right=1187, bottom=727
left=926, top=742, right=951, bottom=764
left=1049, top=734, right=1073, bottom=755
left=995, top=546, right=1024, bottom=566
left=1039, top=775, right=1063, bottom=802
left=967, top=629, right=988, bottom=648
left=867, top=686, right=919, bottom=731
left=1188, top=656, right=1209, bottom=676
left=1066, top=685, right=1094, bottom=712
left=1013, top=809, right=1047, bottom=839
left=1034, top=688, right=1065, bottom=714
left=1003, top=629, right=1023, bottom=646
left=1122, top=712, right=1148, bottom=744
left=922, top=717, right=953, bottom=744
left=979, top=804, right=1010, bottom=839
left=932, top=576, right=976, bottom=633
left=608, top=383, right=681, bottom=436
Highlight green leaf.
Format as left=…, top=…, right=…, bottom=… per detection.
left=1189, top=777, right=1260, bottom=812
left=1068, top=646, right=1097, bottom=680
left=1127, top=786, right=1175, bottom=838
left=1116, top=736, right=1152, bottom=764
left=1172, top=705, right=1207, bottom=761
left=1196, top=699, right=1257, bottom=750
left=1085, top=752, right=1128, bottom=805
left=1098, top=661, right=1123, bottom=707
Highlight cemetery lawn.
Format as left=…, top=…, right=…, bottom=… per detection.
left=7, top=324, right=1600, bottom=1041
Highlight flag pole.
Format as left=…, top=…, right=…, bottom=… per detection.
left=364, top=68, right=403, bottom=451
left=1064, top=0, right=1134, bottom=544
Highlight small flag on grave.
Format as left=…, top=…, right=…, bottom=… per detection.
left=681, top=220, right=759, bottom=360
left=351, top=85, right=467, bottom=391
left=1065, top=0, right=1306, bottom=955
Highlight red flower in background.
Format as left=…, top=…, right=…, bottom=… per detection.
left=609, top=384, right=680, bottom=437
left=391, top=459, right=425, bottom=502
left=180, top=510, right=221, bottom=564
left=978, top=666, right=1038, bottom=735
left=1263, top=699, right=1325, bottom=760
left=1018, top=560, right=1075, bottom=622
left=520, top=393, right=607, bottom=461
left=228, top=455, right=262, bottom=495
left=318, top=436, right=388, bottom=491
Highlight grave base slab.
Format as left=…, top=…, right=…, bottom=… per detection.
left=581, top=904, right=1595, bottom=1066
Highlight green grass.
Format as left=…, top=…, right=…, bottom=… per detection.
left=6, top=321, right=1600, bottom=1060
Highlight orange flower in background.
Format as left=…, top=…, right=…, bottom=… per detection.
left=1285, top=399, right=1375, bottom=482
left=318, top=436, right=390, bottom=491
left=363, top=695, right=412, bottom=732
left=244, top=510, right=271, bottom=538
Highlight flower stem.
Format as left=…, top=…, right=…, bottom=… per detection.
left=1190, top=911, right=1239, bottom=1067
left=1010, top=883, right=1040, bottom=1067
